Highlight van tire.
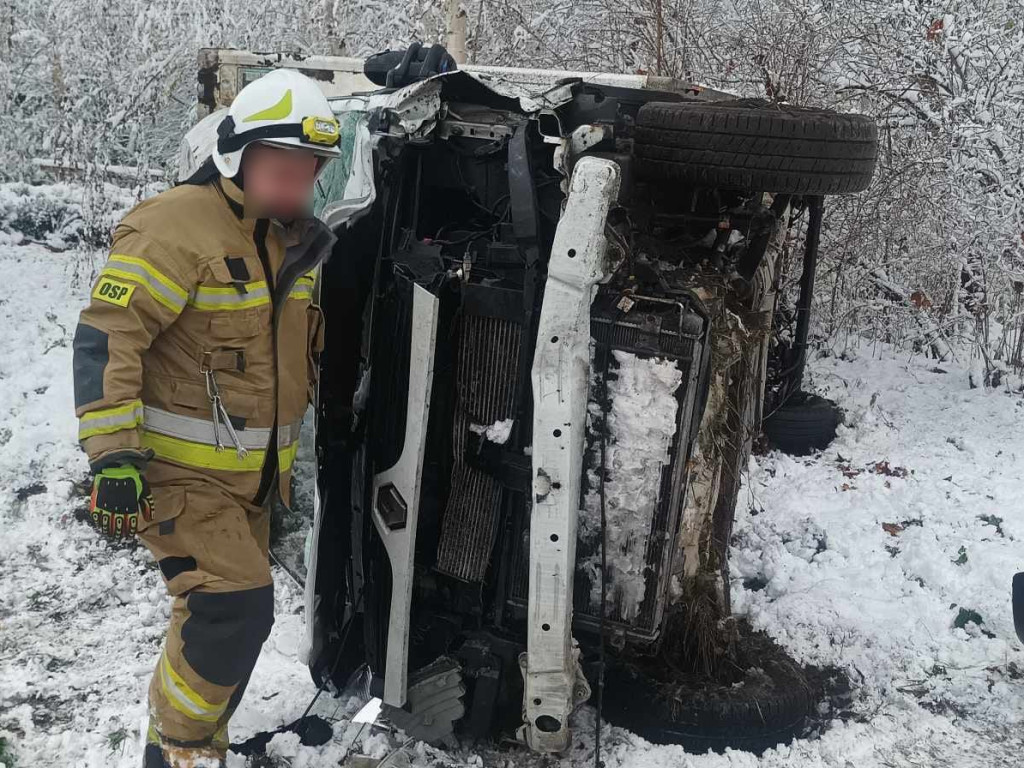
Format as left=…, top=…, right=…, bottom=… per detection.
left=602, top=624, right=830, bottom=754
left=634, top=99, right=878, bottom=195
left=763, top=392, right=842, bottom=455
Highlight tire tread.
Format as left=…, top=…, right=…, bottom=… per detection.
left=634, top=100, right=878, bottom=195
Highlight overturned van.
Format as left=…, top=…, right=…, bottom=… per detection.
left=192, top=46, right=877, bottom=754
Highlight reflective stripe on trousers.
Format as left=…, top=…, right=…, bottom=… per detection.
left=158, top=650, right=228, bottom=723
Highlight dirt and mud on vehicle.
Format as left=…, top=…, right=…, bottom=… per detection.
left=192, top=45, right=877, bottom=755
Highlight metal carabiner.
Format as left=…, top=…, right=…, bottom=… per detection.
left=200, top=360, right=249, bottom=459
left=200, top=363, right=226, bottom=452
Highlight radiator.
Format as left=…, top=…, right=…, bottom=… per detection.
left=435, top=314, right=523, bottom=582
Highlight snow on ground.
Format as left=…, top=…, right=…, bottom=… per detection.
left=1, top=232, right=1023, bottom=766
left=725, top=351, right=1024, bottom=767
left=0, top=241, right=326, bottom=768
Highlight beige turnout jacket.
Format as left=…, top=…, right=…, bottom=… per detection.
left=73, top=176, right=335, bottom=507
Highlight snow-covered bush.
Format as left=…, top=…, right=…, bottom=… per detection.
left=0, top=0, right=426, bottom=184
left=470, top=0, right=1023, bottom=377
left=1, top=0, right=1020, bottom=376
left=0, top=182, right=143, bottom=250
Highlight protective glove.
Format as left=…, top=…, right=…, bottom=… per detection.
left=89, top=464, right=154, bottom=537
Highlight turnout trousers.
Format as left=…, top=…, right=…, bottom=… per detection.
left=139, top=479, right=275, bottom=767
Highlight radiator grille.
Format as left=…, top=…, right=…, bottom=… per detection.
left=435, top=315, right=523, bottom=582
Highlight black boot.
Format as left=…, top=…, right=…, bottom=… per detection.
left=142, top=743, right=169, bottom=768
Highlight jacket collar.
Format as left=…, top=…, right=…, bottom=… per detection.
left=272, top=217, right=337, bottom=324
left=215, top=175, right=247, bottom=220
left=211, top=175, right=335, bottom=295
left=213, top=176, right=315, bottom=239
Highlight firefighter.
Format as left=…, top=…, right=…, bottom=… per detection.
left=72, top=68, right=340, bottom=768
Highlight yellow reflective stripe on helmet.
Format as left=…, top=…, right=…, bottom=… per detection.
left=243, top=88, right=292, bottom=123
left=102, top=255, right=188, bottom=313
left=159, top=652, right=228, bottom=723
left=141, top=431, right=266, bottom=472
left=190, top=281, right=272, bottom=311
left=78, top=400, right=144, bottom=440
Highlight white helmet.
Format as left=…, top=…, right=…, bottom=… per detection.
left=212, top=68, right=341, bottom=179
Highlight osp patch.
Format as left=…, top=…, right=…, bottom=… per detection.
left=93, top=277, right=136, bottom=308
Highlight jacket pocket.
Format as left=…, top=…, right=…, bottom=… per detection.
left=208, top=308, right=263, bottom=339
left=137, top=483, right=186, bottom=535
left=194, top=256, right=272, bottom=330
left=169, top=378, right=262, bottom=420
left=200, top=254, right=265, bottom=286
